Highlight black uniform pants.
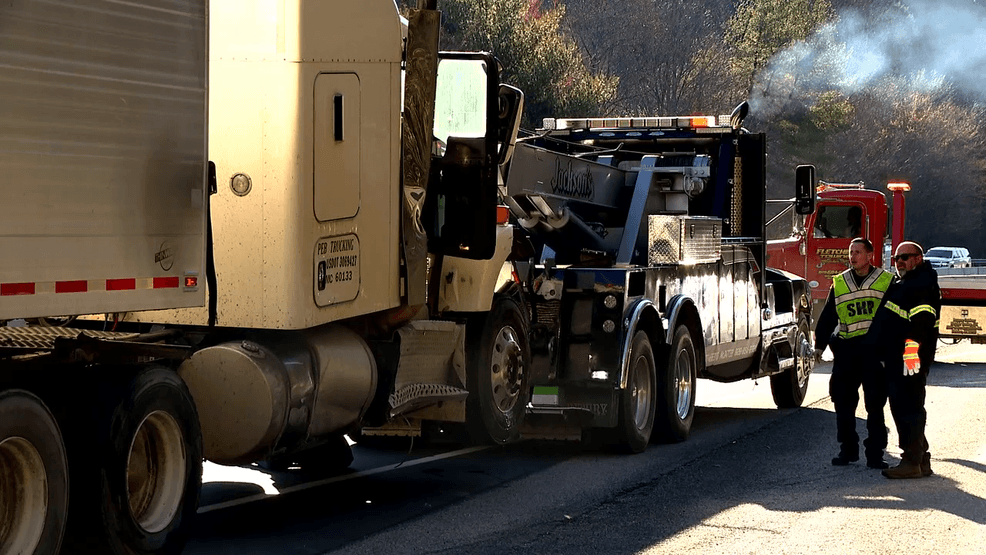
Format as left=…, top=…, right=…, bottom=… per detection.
left=829, top=339, right=888, bottom=460
left=885, top=357, right=930, bottom=463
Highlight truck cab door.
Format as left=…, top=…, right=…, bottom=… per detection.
left=423, top=53, right=505, bottom=260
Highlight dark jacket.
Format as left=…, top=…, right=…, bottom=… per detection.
left=869, top=262, right=941, bottom=366
left=815, top=287, right=837, bottom=352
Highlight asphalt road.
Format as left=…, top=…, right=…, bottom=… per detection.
left=186, top=341, right=986, bottom=555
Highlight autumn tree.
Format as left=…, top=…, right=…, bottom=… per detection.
left=822, top=85, right=986, bottom=252
left=725, top=0, right=835, bottom=100
left=563, top=0, right=737, bottom=115
left=413, top=0, right=617, bottom=127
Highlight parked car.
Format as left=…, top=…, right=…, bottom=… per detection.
left=924, top=246, right=972, bottom=268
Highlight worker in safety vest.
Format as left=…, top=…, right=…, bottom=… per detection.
left=814, top=237, right=894, bottom=469
left=870, top=241, right=940, bottom=479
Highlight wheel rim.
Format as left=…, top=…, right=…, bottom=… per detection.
left=673, top=343, right=694, bottom=420
left=0, top=437, right=47, bottom=554
left=490, top=325, right=525, bottom=414
left=127, top=410, right=186, bottom=534
left=630, top=352, right=654, bottom=430
left=796, top=327, right=812, bottom=388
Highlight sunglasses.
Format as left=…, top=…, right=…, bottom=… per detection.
left=893, top=253, right=919, bottom=262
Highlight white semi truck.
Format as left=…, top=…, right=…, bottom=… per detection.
left=1, top=1, right=526, bottom=553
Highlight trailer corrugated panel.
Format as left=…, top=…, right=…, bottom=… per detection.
left=0, top=0, right=208, bottom=320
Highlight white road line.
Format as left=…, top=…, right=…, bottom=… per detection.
left=197, top=445, right=491, bottom=514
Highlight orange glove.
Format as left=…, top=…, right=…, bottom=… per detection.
left=903, top=339, right=920, bottom=376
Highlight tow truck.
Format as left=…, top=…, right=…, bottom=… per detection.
left=499, top=105, right=817, bottom=450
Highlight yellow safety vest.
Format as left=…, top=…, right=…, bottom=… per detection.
left=832, top=267, right=893, bottom=339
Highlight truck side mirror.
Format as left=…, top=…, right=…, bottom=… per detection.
left=497, top=84, right=524, bottom=166
left=795, top=165, right=816, bottom=215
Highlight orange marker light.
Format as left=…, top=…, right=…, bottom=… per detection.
left=691, top=116, right=715, bottom=128
left=496, top=205, right=510, bottom=225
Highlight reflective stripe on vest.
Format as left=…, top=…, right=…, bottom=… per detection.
left=833, top=268, right=893, bottom=338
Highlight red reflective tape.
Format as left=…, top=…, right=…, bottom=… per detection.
left=106, top=278, right=136, bottom=291
left=942, top=287, right=986, bottom=301
left=0, top=282, right=35, bottom=296
left=55, top=280, right=88, bottom=293
left=153, top=276, right=180, bottom=289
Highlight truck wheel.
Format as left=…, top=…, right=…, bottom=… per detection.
left=616, top=331, right=657, bottom=453
left=466, top=296, right=530, bottom=444
left=770, top=317, right=811, bottom=408
left=63, top=366, right=202, bottom=555
left=0, top=390, right=69, bottom=555
left=654, top=325, right=696, bottom=443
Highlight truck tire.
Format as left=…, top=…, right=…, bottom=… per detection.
left=653, top=325, right=696, bottom=443
left=62, top=366, right=202, bottom=555
left=770, top=317, right=812, bottom=408
left=466, top=296, right=531, bottom=444
left=616, top=331, right=657, bottom=453
left=0, top=390, right=69, bottom=555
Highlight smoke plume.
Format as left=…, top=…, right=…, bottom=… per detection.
left=750, top=0, right=986, bottom=118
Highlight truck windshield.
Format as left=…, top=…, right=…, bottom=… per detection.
left=926, top=249, right=951, bottom=257
left=434, top=58, right=488, bottom=146
left=813, top=205, right=863, bottom=239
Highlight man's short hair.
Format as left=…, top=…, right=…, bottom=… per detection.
left=850, top=237, right=874, bottom=252
left=897, top=240, right=923, bottom=256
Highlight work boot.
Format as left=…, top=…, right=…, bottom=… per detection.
left=882, top=459, right=923, bottom=479
left=831, top=452, right=859, bottom=466
left=921, top=453, right=933, bottom=477
left=866, top=457, right=889, bottom=470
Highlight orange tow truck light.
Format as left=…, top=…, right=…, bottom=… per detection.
left=887, top=182, right=911, bottom=191
left=683, top=116, right=715, bottom=128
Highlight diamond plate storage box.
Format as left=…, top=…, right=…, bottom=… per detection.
left=648, top=215, right=722, bottom=265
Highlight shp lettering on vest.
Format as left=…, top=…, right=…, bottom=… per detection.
left=832, top=268, right=893, bottom=339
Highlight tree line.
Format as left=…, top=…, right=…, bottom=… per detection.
left=404, top=0, right=986, bottom=256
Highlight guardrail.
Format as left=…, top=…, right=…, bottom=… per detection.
left=936, top=266, right=986, bottom=276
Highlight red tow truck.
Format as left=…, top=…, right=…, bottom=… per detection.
left=767, top=180, right=986, bottom=343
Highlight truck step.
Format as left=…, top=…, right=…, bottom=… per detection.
left=389, top=383, right=468, bottom=417
left=520, top=408, right=594, bottom=441
left=360, top=419, right=422, bottom=437
left=0, top=326, right=137, bottom=353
